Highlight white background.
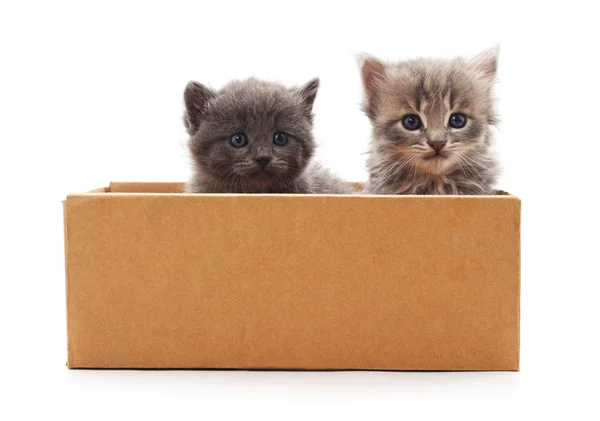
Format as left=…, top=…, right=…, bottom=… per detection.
left=1, top=0, right=599, bottom=419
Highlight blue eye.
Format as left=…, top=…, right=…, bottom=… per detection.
left=448, top=113, right=467, bottom=129
left=402, top=114, right=421, bottom=130
left=229, top=133, right=248, bottom=148
left=273, top=132, right=289, bottom=146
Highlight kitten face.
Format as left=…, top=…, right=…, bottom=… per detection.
left=361, top=49, right=498, bottom=178
left=184, top=78, right=318, bottom=192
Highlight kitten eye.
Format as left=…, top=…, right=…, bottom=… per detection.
left=448, top=113, right=467, bottom=129
left=402, top=114, right=422, bottom=131
left=273, top=132, right=289, bottom=146
left=229, top=133, right=248, bottom=148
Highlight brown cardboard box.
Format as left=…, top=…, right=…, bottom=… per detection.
left=63, top=182, right=520, bottom=370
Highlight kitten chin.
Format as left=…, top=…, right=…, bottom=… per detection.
left=182, top=77, right=351, bottom=194
left=185, top=162, right=353, bottom=194
left=360, top=48, right=501, bottom=195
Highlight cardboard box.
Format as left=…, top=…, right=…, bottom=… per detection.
left=63, top=182, right=520, bottom=370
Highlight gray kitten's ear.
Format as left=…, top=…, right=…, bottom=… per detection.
left=184, top=81, right=215, bottom=134
left=298, top=78, right=320, bottom=114
left=359, top=54, right=386, bottom=107
left=469, top=46, right=499, bottom=83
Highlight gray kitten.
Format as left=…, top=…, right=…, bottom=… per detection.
left=183, top=77, right=352, bottom=194
left=360, top=48, right=501, bottom=195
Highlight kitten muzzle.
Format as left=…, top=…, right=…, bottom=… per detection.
left=423, top=150, right=448, bottom=160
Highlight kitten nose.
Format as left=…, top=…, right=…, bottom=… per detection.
left=255, top=156, right=272, bottom=167
left=427, top=140, right=446, bottom=153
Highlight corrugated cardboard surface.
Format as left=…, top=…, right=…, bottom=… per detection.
left=63, top=182, right=520, bottom=370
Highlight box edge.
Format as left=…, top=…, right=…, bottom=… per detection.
left=62, top=200, right=73, bottom=369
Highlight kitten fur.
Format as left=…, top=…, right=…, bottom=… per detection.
left=184, top=77, right=352, bottom=194
left=360, top=48, right=501, bottom=195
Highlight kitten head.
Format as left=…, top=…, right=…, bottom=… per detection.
left=360, top=48, right=498, bottom=176
left=184, top=77, right=319, bottom=192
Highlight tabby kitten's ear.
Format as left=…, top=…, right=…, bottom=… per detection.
left=297, top=78, right=320, bottom=116
left=359, top=55, right=387, bottom=118
left=184, top=81, right=215, bottom=134
left=468, top=47, right=499, bottom=87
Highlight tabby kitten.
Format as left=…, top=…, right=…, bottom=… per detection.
left=360, top=48, right=501, bottom=195
left=184, top=77, right=352, bottom=194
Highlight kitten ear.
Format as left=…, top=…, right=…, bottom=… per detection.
left=359, top=54, right=387, bottom=106
left=184, top=81, right=215, bottom=134
left=469, top=46, right=499, bottom=84
left=297, top=78, right=320, bottom=114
